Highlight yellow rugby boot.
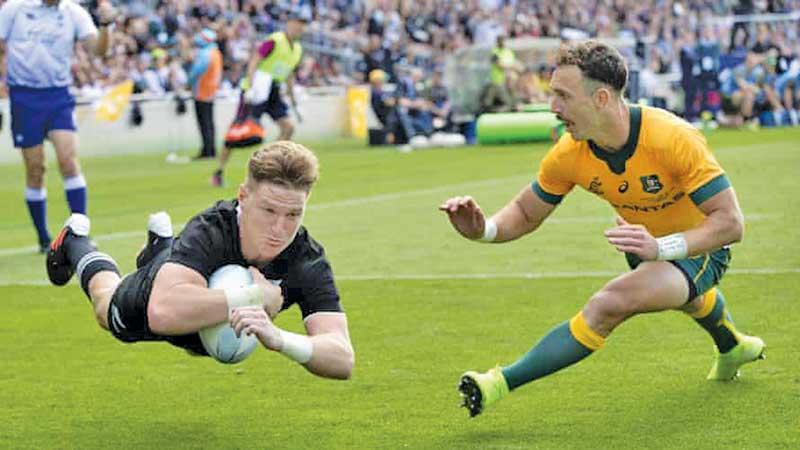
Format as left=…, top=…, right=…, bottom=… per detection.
left=707, top=334, right=765, bottom=381
left=458, top=366, right=509, bottom=417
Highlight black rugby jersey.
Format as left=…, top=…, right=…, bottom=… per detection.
left=169, top=199, right=343, bottom=318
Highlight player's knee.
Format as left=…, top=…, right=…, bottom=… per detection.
left=586, top=288, right=636, bottom=323
left=93, top=303, right=109, bottom=330
left=26, top=162, right=47, bottom=186
left=341, top=349, right=355, bottom=380
left=57, top=155, right=80, bottom=177
left=680, top=294, right=705, bottom=314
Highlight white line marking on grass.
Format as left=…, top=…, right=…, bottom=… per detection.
left=0, top=229, right=166, bottom=257
left=0, top=176, right=528, bottom=258
left=0, top=166, right=779, bottom=258
left=307, top=175, right=531, bottom=210
left=0, top=210, right=777, bottom=258
left=335, top=267, right=800, bottom=281
left=3, top=267, right=798, bottom=287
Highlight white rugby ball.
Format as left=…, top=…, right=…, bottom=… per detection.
left=199, top=264, right=259, bottom=364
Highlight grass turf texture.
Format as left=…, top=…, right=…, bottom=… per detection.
left=1, top=127, right=798, bottom=449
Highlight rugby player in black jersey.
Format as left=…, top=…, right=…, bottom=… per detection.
left=46, top=141, right=354, bottom=379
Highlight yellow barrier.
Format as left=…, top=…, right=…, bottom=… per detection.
left=345, top=86, right=369, bottom=139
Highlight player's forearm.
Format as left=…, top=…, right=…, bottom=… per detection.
left=684, top=208, right=744, bottom=256
left=302, top=333, right=355, bottom=380
left=491, top=202, right=539, bottom=242
left=491, top=189, right=553, bottom=242
left=148, top=284, right=229, bottom=335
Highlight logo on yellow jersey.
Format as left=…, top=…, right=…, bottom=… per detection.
left=640, top=175, right=663, bottom=194
left=588, top=176, right=604, bottom=195
left=618, top=181, right=629, bottom=193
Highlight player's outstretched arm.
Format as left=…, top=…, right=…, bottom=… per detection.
left=148, top=263, right=280, bottom=335
left=439, top=185, right=557, bottom=243
left=231, top=307, right=354, bottom=380
left=302, top=313, right=354, bottom=379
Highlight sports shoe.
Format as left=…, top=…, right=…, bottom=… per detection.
left=135, top=212, right=174, bottom=269
left=707, top=334, right=765, bottom=381
left=46, top=214, right=91, bottom=286
left=211, top=170, right=224, bottom=187
left=458, top=366, right=509, bottom=417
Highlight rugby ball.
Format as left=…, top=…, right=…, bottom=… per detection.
left=199, top=265, right=259, bottom=364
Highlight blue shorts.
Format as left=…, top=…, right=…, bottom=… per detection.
left=9, top=86, right=77, bottom=148
left=626, top=247, right=731, bottom=302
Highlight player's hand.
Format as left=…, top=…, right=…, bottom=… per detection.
left=604, top=216, right=658, bottom=261
left=248, top=267, right=283, bottom=318
left=230, top=306, right=282, bottom=351
left=438, top=195, right=486, bottom=240
left=96, top=1, right=118, bottom=25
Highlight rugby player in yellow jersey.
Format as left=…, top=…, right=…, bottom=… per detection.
left=440, top=40, right=765, bottom=417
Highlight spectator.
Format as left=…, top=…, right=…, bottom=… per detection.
left=481, top=35, right=519, bottom=113
left=188, top=28, right=223, bottom=160
left=361, top=33, right=396, bottom=83
left=421, top=70, right=452, bottom=132
left=515, top=65, right=548, bottom=105
left=368, top=68, right=413, bottom=145
left=396, top=66, right=433, bottom=137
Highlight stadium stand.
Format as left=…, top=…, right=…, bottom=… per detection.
left=0, top=0, right=797, bottom=131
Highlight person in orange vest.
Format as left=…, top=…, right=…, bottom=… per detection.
left=188, top=28, right=223, bottom=160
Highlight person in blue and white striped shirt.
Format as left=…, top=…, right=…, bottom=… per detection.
left=0, top=0, right=114, bottom=252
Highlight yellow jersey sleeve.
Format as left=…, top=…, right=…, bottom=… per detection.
left=664, top=128, right=730, bottom=205
left=533, top=137, right=577, bottom=205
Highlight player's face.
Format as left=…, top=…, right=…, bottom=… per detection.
left=238, top=181, right=308, bottom=264
left=549, top=65, right=600, bottom=141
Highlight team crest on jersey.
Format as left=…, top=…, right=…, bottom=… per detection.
left=588, top=176, right=604, bottom=195
left=640, top=175, right=663, bottom=194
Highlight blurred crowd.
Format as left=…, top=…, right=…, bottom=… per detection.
left=0, top=0, right=797, bottom=126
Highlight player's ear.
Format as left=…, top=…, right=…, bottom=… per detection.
left=238, top=183, right=248, bottom=204
left=593, top=87, right=610, bottom=108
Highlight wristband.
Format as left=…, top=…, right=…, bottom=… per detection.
left=278, top=330, right=313, bottom=364
left=477, top=219, right=497, bottom=242
left=656, top=233, right=688, bottom=261
left=223, top=284, right=263, bottom=316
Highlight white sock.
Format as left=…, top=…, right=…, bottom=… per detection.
left=65, top=213, right=91, bottom=236
left=147, top=212, right=173, bottom=237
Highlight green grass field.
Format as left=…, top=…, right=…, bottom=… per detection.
left=1, top=127, right=798, bottom=449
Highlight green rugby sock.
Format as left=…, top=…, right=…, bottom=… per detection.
left=501, top=312, right=603, bottom=390
left=691, top=289, right=740, bottom=353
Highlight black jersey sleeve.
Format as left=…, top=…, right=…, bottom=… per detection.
left=167, top=201, right=243, bottom=280
left=278, top=230, right=343, bottom=319
left=295, top=255, right=343, bottom=318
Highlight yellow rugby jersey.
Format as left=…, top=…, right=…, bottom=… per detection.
left=533, top=106, right=730, bottom=237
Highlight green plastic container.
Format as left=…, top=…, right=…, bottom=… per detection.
left=477, top=111, right=561, bottom=144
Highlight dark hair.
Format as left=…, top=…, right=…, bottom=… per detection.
left=555, top=40, right=628, bottom=92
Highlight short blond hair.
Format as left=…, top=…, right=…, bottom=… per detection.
left=247, top=141, right=319, bottom=192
